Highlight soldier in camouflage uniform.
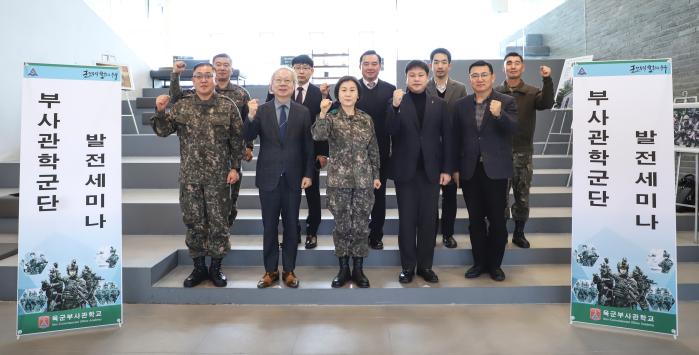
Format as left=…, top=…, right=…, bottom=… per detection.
left=612, top=258, right=639, bottom=308
left=312, top=76, right=381, bottom=288
left=495, top=52, right=554, bottom=248
left=170, top=53, right=252, bottom=228
left=61, top=260, right=88, bottom=310
left=152, top=63, right=244, bottom=288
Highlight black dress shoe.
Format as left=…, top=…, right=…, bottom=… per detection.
left=304, top=235, right=317, bottom=249
left=490, top=267, right=506, bottom=282
left=465, top=265, right=485, bottom=279
left=512, top=235, right=531, bottom=248
left=369, top=239, right=384, bottom=250
left=417, top=268, right=439, bottom=283
left=398, top=269, right=414, bottom=283
left=442, top=235, right=457, bottom=248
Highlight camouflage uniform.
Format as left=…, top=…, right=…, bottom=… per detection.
left=506, top=152, right=533, bottom=220
left=170, top=72, right=251, bottom=227
left=151, top=92, right=243, bottom=258
left=312, top=108, right=380, bottom=257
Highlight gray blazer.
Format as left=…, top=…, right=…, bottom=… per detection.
left=244, top=100, right=314, bottom=192
left=426, top=78, right=468, bottom=113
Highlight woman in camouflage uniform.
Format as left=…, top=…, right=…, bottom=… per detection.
left=312, top=76, right=381, bottom=288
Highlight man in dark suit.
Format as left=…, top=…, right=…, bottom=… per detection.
left=357, top=50, right=396, bottom=250
left=387, top=60, right=454, bottom=283
left=245, top=67, right=314, bottom=289
left=426, top=48, right=468, bottom=249
left=453, top=60, right=518, bottom=282
left=266, top=55, right=330, bottom=249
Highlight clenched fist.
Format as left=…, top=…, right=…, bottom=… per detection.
left=155, top=95, right=170, bottom=112
left=319, top=83, right=330, bottom=98
left=392, top=89, right=405, bottom=107
left=247, top=99, right=259, bottom=118
left=173, top=60, right=186, bottom=74
left=319, top=98, right=332, bottom=118
left=540, top=65, right=551, bottom=78
left=489, top=99, right=502, bottom=118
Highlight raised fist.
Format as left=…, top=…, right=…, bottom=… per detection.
left=320, top=98, right=332, bottom=116
left=247, top=99, right=259, bottom=118
left=392, top=89, right=405, bottom=108
left=173, top=60, right=186, bottom=74
left=155, top=95, right=170, bottom=112
left=489, top=99, right=502, bottom=118
left=540, top=65, right=551, bottom=78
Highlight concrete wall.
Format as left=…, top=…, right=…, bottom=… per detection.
left=501, top=0, right=699, bottom=98
left=0, top=0, right=151, bottom=162
left=585, top=0, right=699, bottom=98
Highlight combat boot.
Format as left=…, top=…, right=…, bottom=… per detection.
left=183, top=256, right=208, bottom=288
left=352, top=257, right=370, bottom=288
left=331, top=256, right=351, bottom=288
left=512, top=220, right=530, bottom=248
left=209, top=258, right=227, bottom=287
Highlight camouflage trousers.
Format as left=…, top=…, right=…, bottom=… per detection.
left=505, top=152, right=533, bottom=221
left=327, top=187, right=374, bottom=258
left=228, top=168, right=243, bottom=228
left=180, top=183, right=231, bottom=259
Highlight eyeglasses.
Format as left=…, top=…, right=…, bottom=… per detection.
left=273, top=79, right=293, bottom=85
left=192, top=73, right=214, bottom=80
left=292, top=65, right=312, bottom=71
left=469, top=73, right=491, bottom=79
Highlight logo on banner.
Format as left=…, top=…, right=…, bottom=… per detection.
left=577, top=67, right=587, bottom=76
left=28, top=68, right=38, bottom=77
left=589, top=308, right=602, bottom=321
left=37, top=316, right=51, bottom=329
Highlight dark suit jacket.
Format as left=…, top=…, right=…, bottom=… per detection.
left=266, top=84, right=329, bottom=157
left=244, top=100, right=314, bottom=192
left=386, top=92, right=454, bottom=184
left=453, top=90, right=518, bottom=180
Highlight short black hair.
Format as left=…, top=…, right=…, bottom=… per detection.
left=504, top=52, right=524, bottom=62
left=405, top=60, right=429, bottom=75
left=192, top=62, right=214, bottom=72
left=334, top=76, right=361, bottom=102
left=360, top=50, right=382, bottom=65
left=430, top=48, right=452, bottom=63
left=469, top=60, right=493, bottom=74
left=212, top=53, right=231, bottom=63
left=292, top=54, right=314, bottom=67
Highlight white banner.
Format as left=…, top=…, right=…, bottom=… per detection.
left=570, top=59, right=677, bottom=336
left=17, top=63, right=123, bottom=336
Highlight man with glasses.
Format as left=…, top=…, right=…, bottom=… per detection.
left=170, top=54, right=253, bottom=230
left=453, top=60, right=518, bottom=282
left=426, top=48, right=468, bottom=249
left=266, top=55, right=330, bottom=249
left=495, top=52, right=554, bottom=249
left=245, top=68, right=314, bottom=289
left=151, top=63, right=244, bottom=288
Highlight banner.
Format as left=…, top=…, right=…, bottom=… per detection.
left=570, top=59, right=677, bottom=336
left=17, top=63, right=123, bottom=336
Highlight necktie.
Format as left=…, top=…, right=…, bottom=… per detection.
left=279, top=105, right=287, bottom=141
left=366, top=81, right=376, bottom=89
left=295, top=87, right=304, bottom=103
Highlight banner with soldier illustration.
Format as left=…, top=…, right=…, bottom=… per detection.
left=570, top=59, right=677, bottom=336
left=17, top=63, right=123, bottom=336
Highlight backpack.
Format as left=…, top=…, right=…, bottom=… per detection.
left=676, top=174, right=695, bottom=212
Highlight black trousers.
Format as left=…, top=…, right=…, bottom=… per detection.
left=396, top=169, right=440, bottom=271
left=438, top=181, right=457, bottom=237
left=302, top=168, right=321, bottom=236
left=369, top=163, right=388, bottom=242
left=259, top=175, right=301, bottom=272
left=461, top=162, right=508, bottom=270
